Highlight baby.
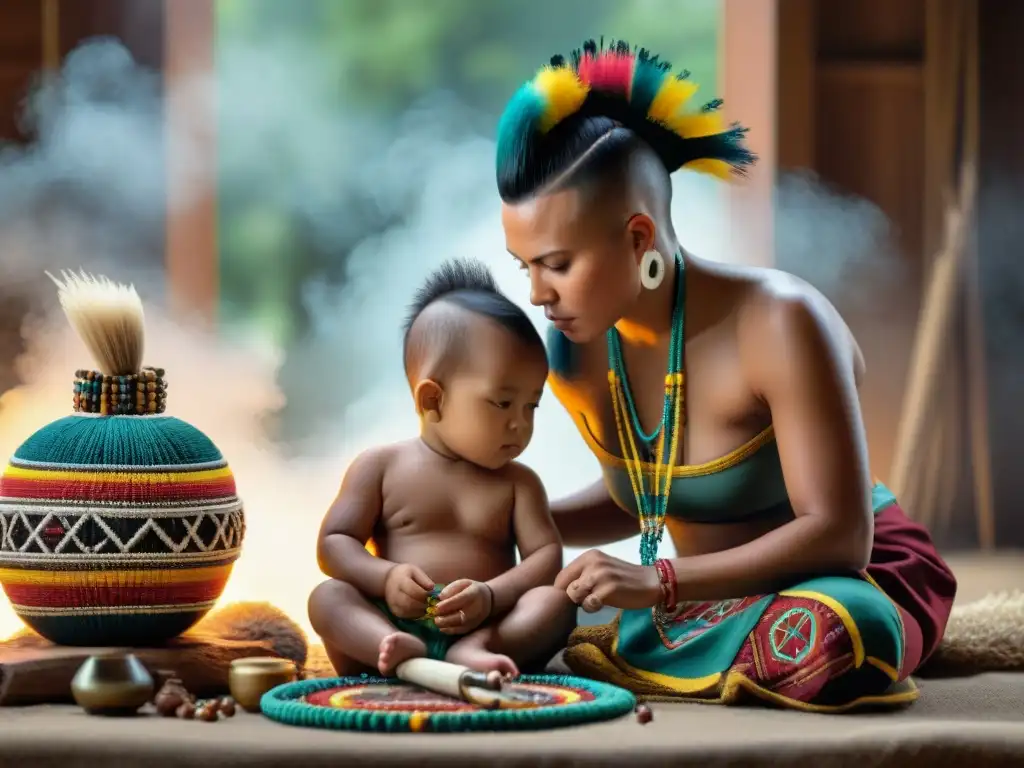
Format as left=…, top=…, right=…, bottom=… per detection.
left=308, top=259, right=575, bottom=679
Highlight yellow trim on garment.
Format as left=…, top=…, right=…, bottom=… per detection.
left=548, top=372, right=776, bottom=478
left=713, top=670, right=919, bottom=712
left=606, top=614, right=724, bottom=693
left=867, top=656, right=901, bottom=680
left=570, top=640, right=919, bottom=712
left=860, top=569, right=908, bottom=678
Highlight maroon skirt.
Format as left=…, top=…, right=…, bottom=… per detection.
left=865, top=501, right=958, bottom=677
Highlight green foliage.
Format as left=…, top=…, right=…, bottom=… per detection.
left=604, top=0, right=719, bottom=90
left=215, top=0, right=721, bottom=346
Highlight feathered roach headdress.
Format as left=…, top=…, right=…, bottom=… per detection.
left=496, top=38, right=756, bottom=197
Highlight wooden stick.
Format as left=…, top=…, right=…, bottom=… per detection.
left=394, top=658, right=480, bottom=700
left=40, top=0, right=60, bottom=71
left=958, top=7, right=996, bottom=550
left=962, top=196, right=996, bottom=548
left=888, top=202, right=965, bottom=502
left=395, top=658, right=541, bottom=709
left=919, top=383, right=949, bottom=530
left=935, top=363, right=963, bottom=535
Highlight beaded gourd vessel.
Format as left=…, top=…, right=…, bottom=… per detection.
left=0, top=272, right=245, bottom=646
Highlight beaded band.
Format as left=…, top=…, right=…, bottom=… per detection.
left=260, top=674, right=638, bottom=733
left=483, top=582, right=496, bottom=618
left=72, top=367, right=168, bottom=415
left=654, top=558, right=678, bottom=612
left=606, top=251, right=687, bottom=568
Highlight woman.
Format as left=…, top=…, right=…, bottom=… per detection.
left=495, top=40, right=957, bottom=710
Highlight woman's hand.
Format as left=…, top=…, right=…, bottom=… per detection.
left=555, top=550, right=663, bottom=612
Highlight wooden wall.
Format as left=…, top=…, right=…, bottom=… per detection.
left=771, top=0, right=1024, bottom=548
left=814, top=0, right=927, bottom=269
left=0, top=0, right=164, bottom=144
left=775, top=0, right=929, bottom=491
left=978, top=0, right=1024, bottom=547
left=58, top=0, right=164, bottom=68
left=0, top=0, right=168, bottom=401
left=0, top=0, right=44, bottom=142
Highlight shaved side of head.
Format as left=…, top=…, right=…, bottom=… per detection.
left=403, top=259, right=544, bottom=385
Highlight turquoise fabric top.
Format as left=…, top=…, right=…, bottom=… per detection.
left=546, top=325, right=887, bottom=524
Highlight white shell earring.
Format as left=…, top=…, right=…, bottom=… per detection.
left=639, top=250, right=665, bottom=290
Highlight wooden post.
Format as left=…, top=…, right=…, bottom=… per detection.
left=720, top=0, right=778, bottom=267
left=775, top=0, right=816, bottom=173
left=41, top=0, right=60, bottom=70
left=888, top=187, right=969, bottom=505
left=958, top=4, right=995, bottom=550
left=163, top=0, right=218, bottom=326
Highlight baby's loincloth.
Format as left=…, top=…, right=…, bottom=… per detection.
left=373, top=585, right=453, bottom=661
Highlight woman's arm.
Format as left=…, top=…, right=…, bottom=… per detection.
left=551, top=478, right=640, bottom=548
left=668, top=292, right=874, bottom=601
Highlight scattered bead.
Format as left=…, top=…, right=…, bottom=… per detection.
left=155, top=693, right=181, bottom=717
left=153, top=679, right=237, bottom=723
left=635, top=703, right=653, bottom=724
left=154, top=677, right=193, bottom=717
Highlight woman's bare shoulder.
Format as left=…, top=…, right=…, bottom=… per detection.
left=731, top=265, right=866, bottom=386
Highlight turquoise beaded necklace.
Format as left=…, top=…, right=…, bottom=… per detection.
left=606, top=251, right=686, bottom=567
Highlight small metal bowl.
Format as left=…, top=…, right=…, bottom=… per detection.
left=71, top=652, right=155, bottom=716
left=228, top=656, right=297, bottom=713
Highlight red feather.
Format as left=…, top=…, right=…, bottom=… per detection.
left=577, top=51, right=635, bottom=97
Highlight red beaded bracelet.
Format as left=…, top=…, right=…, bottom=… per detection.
left=654, top=558, right=678, bottom=611
left=654, top=562, right=671, bottom=607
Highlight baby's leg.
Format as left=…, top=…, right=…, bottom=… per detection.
left=308, top=579, right=427, bottom=676
left=445, top=586, right=576, bottom=677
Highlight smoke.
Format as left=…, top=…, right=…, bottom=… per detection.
left=0, top=33, right=909, bottom=641
left=774, top=169, right=909, bottom=314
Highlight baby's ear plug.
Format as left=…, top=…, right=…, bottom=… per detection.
left=425, top=411, right=440, bottom=424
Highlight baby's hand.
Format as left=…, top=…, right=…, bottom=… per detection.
left=433, top=580, right=494, bottom=635
left=383, top=563, right=435, bottom=619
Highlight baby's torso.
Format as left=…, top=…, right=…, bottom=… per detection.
left=373, top=442, right=518, bottom=584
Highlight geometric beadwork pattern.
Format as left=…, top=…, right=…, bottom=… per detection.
left=0, top=504, right=245, bottom=565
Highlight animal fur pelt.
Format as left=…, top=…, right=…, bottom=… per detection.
left=6, top=601, right=308, bottom=671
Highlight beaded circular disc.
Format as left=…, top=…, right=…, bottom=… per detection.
left=261, top=675, right=636, bottom=732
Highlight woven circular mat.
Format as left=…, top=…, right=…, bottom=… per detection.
left=260, top=674, right=637, bottom=732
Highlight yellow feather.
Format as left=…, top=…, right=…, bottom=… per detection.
left=534, top=66, right=589, bottom=133
left=647, top=77, right=699, bottom=126
left=665, top=111, right=726, bottom=139
left=682, top=158, right=734, bottom=179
